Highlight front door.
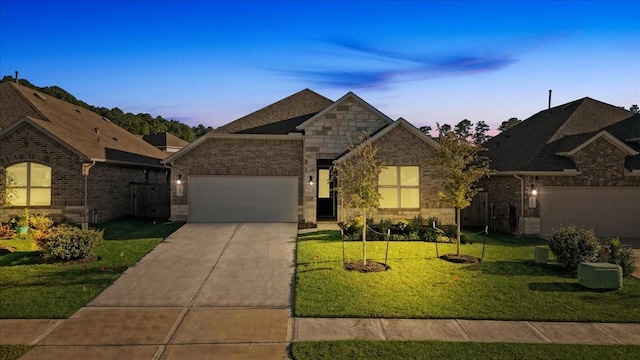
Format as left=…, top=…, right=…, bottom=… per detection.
left=316, top=168, right=336, bottom=220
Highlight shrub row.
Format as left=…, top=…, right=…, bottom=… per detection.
left=339, top=215, right=457, bottom=243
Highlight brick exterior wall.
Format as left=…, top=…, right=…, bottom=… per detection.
left=302, top=98, right=390, bottom=222
left=1, top=123, right=168, bottom=223
left=481, top=137, right=640, bottom=235
left=366, top=125, right=454, bottom=223
left=169, top=137, right=304, bottom=222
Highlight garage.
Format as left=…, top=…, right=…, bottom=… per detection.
left=188, top=176, right=298, bottom=223
left=539, top=186, right=640, bottom=238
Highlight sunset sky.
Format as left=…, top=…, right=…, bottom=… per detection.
left=1, top=0, right=638, bottom=132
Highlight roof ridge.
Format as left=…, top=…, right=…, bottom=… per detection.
left=5, top=82, right=52, bottom=123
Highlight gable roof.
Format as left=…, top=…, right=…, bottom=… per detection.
left=484, top=97, right=638, bottom=172
left=296, top=91, right=393, bottom=130
left=334, top=118, right=439, bottom=163
left=214, top=88, right=333, bottom=134
left=0, top=82, right=168, bottom=166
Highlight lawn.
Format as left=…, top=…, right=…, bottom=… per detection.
left=295, top=230, right=640, bottom=322
left=290, top=341, right=640, bottom=360
left=0, top=217, right=184, bottom=319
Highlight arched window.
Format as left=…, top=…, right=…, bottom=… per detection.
left=6, top=162, right=51, bottom=206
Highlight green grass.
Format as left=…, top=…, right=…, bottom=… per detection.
left=295, top=230, right=640, bottom=322
left=0, top=345, right=32, bottom=360
left=0, top=217, right=184, bottom=319
left=290, top=341, right=640, bottom=360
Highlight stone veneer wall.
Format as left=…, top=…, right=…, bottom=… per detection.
left=169, top=137, right=303, bottom=222
left=482, top=137, right=640, bottom=235
left=302, top=98, right=390, bottom=223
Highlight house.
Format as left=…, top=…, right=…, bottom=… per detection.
left=163, top=89, right=454, bottom=224
left=143, top=132, right=189, bottom=153
left=0, top=81, right=171, bottom=224
left=479, top=97, right=640, bottom=238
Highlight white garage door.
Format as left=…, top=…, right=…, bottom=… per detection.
left=189, top=176, right=298, bottom=223
left=540, top=186, right=640, bottom=237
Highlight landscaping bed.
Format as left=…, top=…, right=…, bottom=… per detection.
left=295, top=230, right=640, bottom=322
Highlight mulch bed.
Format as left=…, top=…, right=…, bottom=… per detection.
left=344, top=260, right=388, bottom=273
left=439, top=254, right=481, bottom=264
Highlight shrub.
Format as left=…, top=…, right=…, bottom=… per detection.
left=39, top=225, right=104, bottom=260
left=606, top=238, right=637, bottom=278
left=0, top=223, right=15, bottom=238
left=548, top=225, right=600, bottom=272
left=406, top=231, right=420, bottom=241
left=378, top=218, right=393, bottom=235
left=29, top=213, right=54, bottom=231
left=408, top=215, right=425, bottom=234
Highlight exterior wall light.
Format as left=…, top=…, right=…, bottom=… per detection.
left=530, top=184, right=538, bottom=196
left=309, top=176, right=314, bottom=186
left=176, top=174, right=182, bottom=185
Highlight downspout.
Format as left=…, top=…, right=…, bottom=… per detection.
left=164, top=162, right=173, bottom=222
left=513, top=174, right=524, bottom=238
left=82, top=161, right=96, bottom=230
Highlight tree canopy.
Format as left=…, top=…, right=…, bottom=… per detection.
left=434, top=124, right=492, bottom=256
left=1, top=76, right=213, bottom=142
left=498, top=117, right=522, bottom=132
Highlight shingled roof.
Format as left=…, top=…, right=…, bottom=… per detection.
left=0, top=82, right=168, bottom=166
left=143, top=132, right=189, bottom=149
left=214, top=88, right=334, bottom=134
left=484, top=97, right=639, bottom=172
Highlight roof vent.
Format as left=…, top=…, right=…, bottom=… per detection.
left=112, top=137, right=118, bottom=141
left=75, top=109, right=82, bottom=113
left=102, top=116, right=112, bottom=123
left=94, top=128, right=99, bottom=134
left=34, top=92, right=46, bottom=101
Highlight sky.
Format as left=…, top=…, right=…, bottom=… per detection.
left=1, top=0, right=639, bottom=133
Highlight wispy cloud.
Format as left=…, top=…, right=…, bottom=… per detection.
left=282, top=38, right=517, bottom=89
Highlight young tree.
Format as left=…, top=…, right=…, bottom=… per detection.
left=435, top=124, right=492, bottom=256
left=333, top=132, right=382, bottom=265
left=0, top=166, right=17, bottom=209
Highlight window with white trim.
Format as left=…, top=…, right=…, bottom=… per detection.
left=378, top=166, right=420, bottom=208
left=6, top=162, right=51, bottom=206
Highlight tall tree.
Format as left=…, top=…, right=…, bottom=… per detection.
left=419, top=125, right=432, bottom=135
left=454, top=119, right=473, bottom=141
left=629, top=104, right=639, bottom=113
left=473, top=121, right=491, bottom=145
left=434, top=124, right=492, bottom=256
left=498, top=118, right=521, bottom=132
left=333, top=132, right=382, bottom=266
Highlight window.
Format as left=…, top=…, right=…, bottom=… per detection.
left=6, top=162, right=51, bottom=206
left=378, top=166, right=419, bottom=208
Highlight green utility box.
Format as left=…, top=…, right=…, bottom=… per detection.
left=534, top=246, right=549, bottom=264
left=577, top=262, right=622, bottom=290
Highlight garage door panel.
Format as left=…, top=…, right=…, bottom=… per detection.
left=540, top=187, right=640, bottom=237
left=189, top=176, right=298, bottom=223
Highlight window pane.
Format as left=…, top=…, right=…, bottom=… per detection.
left=378, top=167, right=397, bottom=186
left=31, top=163, right=52, bottom=187
left=400, top=188, right=420, bottom=208
left=400, top=166, right=419, bottom=186
left=7, top=163, right=27, bottom=187
left=12, top=188, right=27, bottom=206
left=379, top=188, right=398, bottom=208
left=30, top=188, right=51, bottom=206
left=318, top=169, right=330, bottom=199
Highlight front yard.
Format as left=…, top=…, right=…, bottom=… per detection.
left=295, top=230, right=640, bottom=322
left=0, top=218, right=183, bottom=319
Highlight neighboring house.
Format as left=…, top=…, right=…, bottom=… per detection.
left=143, top=132, right=189, bottom=153
left=0, top=82, right=171, bottom=224
left=164, top=89, right=454, bottom=224
left=478, top=97, right=640, bottom=238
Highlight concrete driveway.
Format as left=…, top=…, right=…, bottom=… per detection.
left=21, top=223, right=297, bottom=360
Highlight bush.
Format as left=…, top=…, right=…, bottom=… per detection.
left=39, top=225, right=104, bottom=260
left=0, top=223, right=15, bottom=238
left=548, top=225, right=600, bottom=272
left=606, top=238, right=637, bottom=278
left=29, top=213, right=54, bottom=231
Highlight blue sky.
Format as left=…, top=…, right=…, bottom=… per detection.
left=1, top=0, right=638, bottom=132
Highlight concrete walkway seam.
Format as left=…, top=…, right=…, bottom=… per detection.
left=526, top=321, right=552, bottom=343
left=592, top=323, right=629, bottom=345
left=452, top=319, right=472, bottom=341
left=28, top=320, right=64, bottom=345
left=377, top=319, right=390, bottom=340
